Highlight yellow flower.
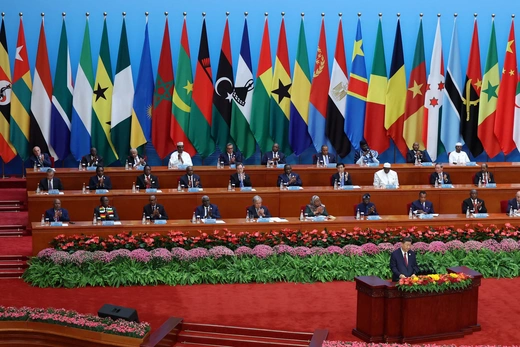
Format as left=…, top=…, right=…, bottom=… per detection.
left=428, top=274, right=440, bottom=281
left=449, top=273, right=459, bottom=278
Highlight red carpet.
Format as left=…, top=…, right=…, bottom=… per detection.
left=0, top=212, right=29, bottom=226
left=1, top=277, right=519, bottom=344
left=0, top=236, right=32, bottom=256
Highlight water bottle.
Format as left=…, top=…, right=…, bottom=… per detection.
left=82, top=183, right=86, bottom=194
left=466, top=208, right=470, bottom=218
left=93, top=213, right=97, bottom=225
left=217, top=160, right=220, bottom=169
left=177, top=181, right=182, bottom=192
left=125, top=159, right=129, bottom=170
left=246, top=211, right=250, bottom=223
left=509, top=207, right=514, bottom=217
left=408, top=207, right=413, bottom=219
left=192, top=212, right=196, bottom=223
left=36, top=183, right=41, bottom=194
left=78, top=161, right=82, bottom=170
left=299, top=210, right=304, bottom=221
left=40, top=214, right=45, bottom=226
left=414, top=156, right=419, bottom=166
left=333, top=180, right=338, bottom=190
left=478, top=178, right=482, bottom=187
left=316, top=160, right=319, bottom=168
left=356, top=209, right=360, bottom=220
left=132, top=182, right=136, bottom=193
left=227, top=180, right=232, bottom=191
left=33, top=161, right=37, bottom=172
left=142, top=213, right=146, bottom=224
left=280, top=180, right=284, bottom=191
left=434, top=179, right=439, bottom=188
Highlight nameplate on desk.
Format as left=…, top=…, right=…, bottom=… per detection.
left=366, top=215, right=381, bottom=220
left=187, top=188, right=200, bottom=192
left=257, top=218, right=271, bottom=223
left=341, top=185, right=354, bottom=190
left=86, top=166, right=97, bottom=171
left=177, top=165, right=187, bottom=170
left=421, top=162, right=434, bottom=166
left=101, top=220, right=115, bottom=226
left=240, top=187, right=253, bottom=192
left=145, top=188, right=158, bottom=193
left=50, top=222, right=63, bottom=226
left=418, top=214, right=434, bottom=219
left=95, top=189, right=109, bottom=194
left=440, top=184, right=453, bottom=188
left=229, top=164, right=236, bottom=169
left=367, top=163, right=379, bottom=167
left=287, top=186, right=301, bottom=191
left=473, top=213, right=488, bottom=218
left=135, top=165, right=144, bottom=171
left=313, top=216, right=326, bottom=222
left=484, top=183, right=497, bottom=188
left=385, top=185, right=398, bottom=189
left=326, top=163, right=337, bottom=168
left=153, top=219, right=167, bottom=225
left=203, top=218, right=216, bottom=224
left=466, top=162, right=477, bottom=166
left=48, top=189, right=60, bottom=195
left=276, top=164, right=285, bottom=169
left=39, top=167, right=52, bottom=172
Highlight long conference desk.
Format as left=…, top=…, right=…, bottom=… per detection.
left=25, top=163, right=520, bottom=191
left=31, top=214, right=520, bottom=255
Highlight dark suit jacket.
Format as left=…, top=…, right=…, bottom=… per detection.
left=136, top=174, right=160, bottom=189
left=127, top=155, right=146, bottom=167
left=474, top=171, right=495, bottom=185
left=143, top=203, right=168, bottom=220
left=507, top=198, right=520, bottom=214
left=44, top=208, right=70, bottom=222
left=93, top=206, right=119, bottom=220
left=218, top=151, right=243, bottom=166
left=462, top=198, right=487, bottom=213
left=411, top=199, right=435, bottom=214
left=331, top=173, right=352, bottom=186
left=277, top=173, right=302, bottom=187
left=356, top=202, right=378, bottom=216
left=261, top=151, right=286, bottom=165
left=406, top=149, right=432, bottom=163
left=30, top=153, right=52, bottom=167
left=313, top=153, right=337, bottom=165
left=39, top=177, right=64, bottom=191
left=230, top=173, right=252, bottom=187
left=88, top=175, right=112, bottom=190
left=81, top=154, right=104, bottom=167
left=179, top=174, right=202, bottom=188
left=195, top=203, right=221, bottom=219
left=247, top=205, right=272, bottom=218
left=429, top=172, right=452, bottom=185
left=390, top=248, right=420, bottom=282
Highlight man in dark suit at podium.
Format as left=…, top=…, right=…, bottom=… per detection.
left=247, top=195, right=272, bottom=219
left=313, top=145, right=336, bottom=165
left=89, top=166, right=112, bottom=190
left=195, top=196, right=221, bottom=219
left=39, top=169, right=64, bottom=191
left=30, top=146, right=52, bottom=168
left=276, top=165, right=302, bottom=187
left=261, top=143, right=286, bottom=165
left=81, top=147, right=104, bottom=168
left=44, top=199, right=70, bottom=222
left=230, top=163, right=252, bottom=188
left=411, top=191, right=434, bottom=215
left=474, top=163, right=495, bottom=186
left=180, top=166, right=202, bottom=188
left=136, top=165, right=160, bottom=189
left=390, top=237, right=420, bottom=282
left=462, top=189, right=487, bottom=214
left=143, top=195, right=168, bottom=220
left=429, top=163, right=452, bottom=186
left=218, top=143, right=243, bottom=166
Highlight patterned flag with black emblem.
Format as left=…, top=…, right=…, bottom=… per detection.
left=0, top=15, right=16, bottom=163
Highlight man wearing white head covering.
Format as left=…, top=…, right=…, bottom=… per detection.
left=169, top=142, right=193, bottom=167
left=373, top=163, right=399, bottom=188
left=448, top=142, right=470, bottom=165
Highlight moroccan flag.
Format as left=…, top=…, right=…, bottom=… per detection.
left=289, top=17, right=312, bottom=155
left=211, top=18, right=234, bottom=153
left=440, top=16, right=463, bottom=156
left=384, top=18, right=408, bottom=158
left=30, top=17, right=56, bottom=158
left=477, top=19, right=501, bottom=158
left=50, top=16, right=73, bottom=161
left=0, top=16, right=16, bottom=163
left=424, top=17, right=445, bottom=161
left=130, top=16, right=153, bottom=152
left=495, top=19, right=517, bottom=155
left=345, top=18, right=368, bottom=152
left=270, top=17, right=292, bottom=156
left=152, top=17, right=175, bottom=159
left=71, top=17, right=93, bottom=161
left=462, top=18, right=484, bottom=158
left=111, top=16, right=134, bottom=162
left=230, top=17, right=256, bottom=159
left=250, top=15, right=274, bottom=154
left=403, top=19, right=426, bottom=149
left=91, top=17, right=118, bottom=165
left=171, top=17, right=195, bottom=156
left=309, top=16, right=333, bottom=154
left=10, top=17, right=31, bottom=161
left=364, top=16, right=388, bottom=155
left=189, top=17, right=215, bottom=158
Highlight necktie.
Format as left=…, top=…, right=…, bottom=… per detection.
left=146, top=176, right=151, bottom=188
left=205, top=207, right=209, bottom=218
left=341, top=174, right=344, bottom=186
left=404, top=252, right=408, bottom=267
left=229, top=154, right=232, bottom=162
left=188, top=176, right=192, bottom=187
left=240, top=175, right=244, bottom=188
left=422, top=202, right=425, bottom=210
left=49, top=180, right=53, bottom=190
left=473, top=200, right=478, bottom=211
left=135, top=157, right=139, bottom=166
left=179, top=154, right=183, bottom=164
left=324, top=156, right=328, bottom=165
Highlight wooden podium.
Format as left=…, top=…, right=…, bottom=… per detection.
left=352, top=266, right=482, bottom=343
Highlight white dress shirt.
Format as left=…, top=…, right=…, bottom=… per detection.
left=169, top=151, right=193, bottom=167
left=448, top=151, right=470, bottom=164
left=373, top=169, right=399, bottom=187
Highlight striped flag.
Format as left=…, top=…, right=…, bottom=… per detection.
left=0, top=15, right=16, bottom=163
left=309, top=16, right=332, bottom=154
left=151, top=16, right=175, bottom=159
left=345, top=18, right=368, bottom=152
left=130, top=16, right=153, bottom=152
left=111, top=16, right=133, bottom=162
left=364, top=16, right=388, bottom=155
left=30, top=17, right=56, bottom=159
left=424, top=17, right=445, bottom=161
left=250, top=15, right=274, bottom=154
left=171, top=16, right=195, bottom=155
left=230, top=17, right=256, bottom=159
left=50, top=16, right=73, bottom=161
left=91, top=17, right=118, bottom=165
left=477, top=19, right=501, bottom=158
left=270, top=16, right=292, bottom=156
left=495, top=19, right=517, bottom=155
left=189, top=16, right=215, bottom=158
left=403, top=19, right=426, bottom=149
left=289, top=17, right=312, bottom=155
left=384, top=17, right=408, bottom=158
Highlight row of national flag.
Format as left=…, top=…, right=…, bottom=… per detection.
left=1, top=15, right=520, bottom=165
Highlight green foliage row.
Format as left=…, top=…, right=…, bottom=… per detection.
left=23, top=250, right=520, bottom=288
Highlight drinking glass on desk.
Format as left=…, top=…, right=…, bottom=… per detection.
left=82, top=163, right=86, bottom=171
left=283, top=183, right=288, bottom=190
left=146, top=216, right=150, bottom=225
left=231, top=183, right=235, bottom=191
left=136, top=186, right=140, bottom=193
left=85, top=186, right=90, bottom=194
left=514, top=209, right=518, bottom=216
left=319, top=160, right=324, bottom=168
left=196, top=215, right=201, bottom=224
left=304, top=213, right=308, bottom=220
left=45, top=218, right=50, bottom=226
left=360, top=212, right=364, bottom=220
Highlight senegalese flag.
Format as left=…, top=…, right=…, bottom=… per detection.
left=111, top=16, right=134, bottom=162
left=171, top=16, right=195, bottom=156
left=250, top=15, right=273, bottom=154
left=477, top=18, right=501, bottom=158
left=50, top=16, right=73, bottom=161
left=230, top=17, right=256, bottom=159
left=91, top=16, right=118, bottom=165
left=384, top=17, right=408, bottom=158
left=289, top=17, right=312, bottom=155
left=189, top=16, right=215, bottom=158
left=0, top=15, right=16, bottom=163
left=403, top=19, right=426, bottom=149
left=10, top=17, right=31, bottom=161
left=130, top=16, right=153, bottom=153
left=270, top=16, right=292, bottom=156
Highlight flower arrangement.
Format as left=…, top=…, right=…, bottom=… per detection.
left=396, top=272, right=473, bottom=293
left=0, top=306, right=150, bottom=338
left=50, top=223, right=520, bottom=253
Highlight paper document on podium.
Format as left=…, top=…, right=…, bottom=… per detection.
left=201, top=219, right=226, bottom=224
left=114, top=222, right=122, bottom=225
left=271, top=217, right=288, bottom=222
